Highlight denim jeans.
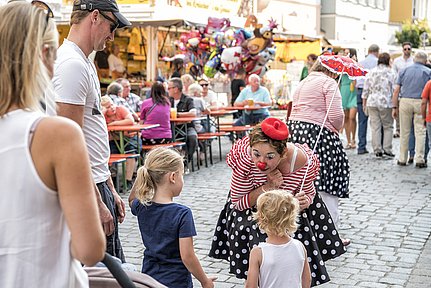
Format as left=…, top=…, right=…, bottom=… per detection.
left=409, top=123, right=430, bottom=159
left=233, top=112, right=270, bottom=126
left=356, top=88, right=368, bottom=152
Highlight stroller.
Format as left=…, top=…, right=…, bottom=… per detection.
left=85, top=253, right=167, bottom=288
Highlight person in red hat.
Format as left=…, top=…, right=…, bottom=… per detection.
left=209, top=118, right=346, bottom=287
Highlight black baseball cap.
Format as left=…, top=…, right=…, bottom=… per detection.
left=73, top=0, right=131, bottom=28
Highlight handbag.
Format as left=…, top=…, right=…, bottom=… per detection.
left=142, top=102, right=157, bottom=123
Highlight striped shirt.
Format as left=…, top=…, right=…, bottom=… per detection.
left=290, top=72, right=344, bottom=133
left=226, top=137, right=320, bottom=211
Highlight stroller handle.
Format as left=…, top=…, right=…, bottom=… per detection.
left=102, top=253, right=137, bottom=288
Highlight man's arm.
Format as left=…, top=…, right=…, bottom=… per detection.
left=57, top=102, right=115, bottom=235
left=392, top=85, right=401, bottom=119
left=57, top=103, right=85, bottom=128
left=106, top=176, right=125, bottom=223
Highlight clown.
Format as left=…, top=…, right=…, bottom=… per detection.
left=209, top=118, right=346, bottom=286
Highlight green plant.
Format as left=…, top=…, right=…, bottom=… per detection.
left=395, top=19, right=430, bottom=48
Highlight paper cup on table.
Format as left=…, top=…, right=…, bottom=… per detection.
left=170, top=108, right=177, bottom=119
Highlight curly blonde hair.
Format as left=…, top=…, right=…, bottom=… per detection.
left=131, top=147, right=183, bottom=205
left=254, top=190, right=299, bottom=237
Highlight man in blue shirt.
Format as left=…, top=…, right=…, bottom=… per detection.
left=234, top=74, right=272, bottom=126
left=392, top=51, right=431, bottom=168
left=357, top=44, right=379, bottom=154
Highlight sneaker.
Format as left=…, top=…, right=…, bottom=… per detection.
left=397, top=161, right=407, bottom=166
left=393, top=132, right=400, bottom=138
left=383, top=151, right=395, bottom=158
left=185, top=168, right=191, bottom=175
left=416, top=162, right=428, bottom=168
left=358, top=149, right=369, bottom=155
left=408, top=157, right=414, bottom=164
left=376, top=152, right=383, bottom=158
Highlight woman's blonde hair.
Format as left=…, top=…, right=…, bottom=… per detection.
left=254, top=190, right=299, bottom=237
left=0, top=1, right=58, bottom=117
left=132, top=147, right=183, bottom=205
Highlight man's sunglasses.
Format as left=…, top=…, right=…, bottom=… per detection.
left=99, top=10, right=118, bottom=33
left=200, top=83, right=209, bottom=87
left=31, top=0, right=54, bottom=33
left=404, top=47, right=411, bottom=51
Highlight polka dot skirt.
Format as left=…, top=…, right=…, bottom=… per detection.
left=288, top=121, right=350, bottom=198
left=209, top=193, right=346, bottom=286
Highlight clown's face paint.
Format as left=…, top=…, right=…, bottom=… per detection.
left=251, top=142, right=283, bottom=174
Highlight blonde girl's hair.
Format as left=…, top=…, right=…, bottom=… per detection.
left=132, top=147, right=183, bottom=205
left=0, top=1, right=58, bottom=117
left=254, top=190, right=299, bottom=237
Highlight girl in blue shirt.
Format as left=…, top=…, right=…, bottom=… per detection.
left=128, top=147, right=216, bottom=288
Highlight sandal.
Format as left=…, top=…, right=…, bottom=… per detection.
left=345, top=144, right=352, bottom=150
left=350, top=142, right=356, bottom=149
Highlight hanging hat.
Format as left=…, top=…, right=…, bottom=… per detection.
left=261, top=118, right=289, bottom=140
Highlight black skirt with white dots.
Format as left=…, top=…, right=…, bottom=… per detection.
left=209, top=193, right=346, bottom=286
left=287, top=120, right=350, bottom=198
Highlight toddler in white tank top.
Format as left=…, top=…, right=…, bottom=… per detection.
left=245, top=190, right=311, bottom=288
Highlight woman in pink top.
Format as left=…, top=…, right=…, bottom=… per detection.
left=288, top=59, right=350, bottom=246
left=140, top=82, right=172, bottom=144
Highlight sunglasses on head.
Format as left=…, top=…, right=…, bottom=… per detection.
left=99, top=10, right=118, bottom=33
left=31, top=0, right=54, bottom=33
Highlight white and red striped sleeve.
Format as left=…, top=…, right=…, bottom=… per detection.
left=226, top=137, right=255, bottom=211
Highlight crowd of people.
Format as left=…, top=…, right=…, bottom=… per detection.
left=2, top=0, right=431, bottom=287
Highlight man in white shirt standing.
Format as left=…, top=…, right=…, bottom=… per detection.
left=53, top=0, right=131, bottom=261
left=392, top=42, right=414, bottom=139
left=356, top=44, right=379, bottom=154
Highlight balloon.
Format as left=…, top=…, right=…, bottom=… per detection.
left=188, top=37, right=200, bottom=48
left=221, top=46, right=243, bottom=72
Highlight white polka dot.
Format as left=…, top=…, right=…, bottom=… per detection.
left=222, top=250, right=227, bottom=254
left=221, top=219, right=226, bottom=224
left=236, top=253, right=240, bottom=259
left=236, top=269, right=241, bottom=274
left=242, top=249, right=247, bottom=253
left=216, top=226, right=221, bottom=231
left=311, top=272, right=316, bottom=278
left=219, top=241, right=223, bottom=246
left=316, top=203, right=321, bottom=208
left=243, top=259, right=248, bottom=265
left=241, top=235, right=246, bottom=240
left=319, top=233, right=324, bottom=239
left=231, top=261, right=235, bottom=266
left=304, top=227, right=309, bottom=232
left=313, top=250, right=318, bottom=256
left=326, top=240, right=331, bottom=245
left=214, top=249, right=219, bottom=254
left=331, top=250, right=336, bottom=255
left=321, top=275, right=326, bottom=280
left=319, top=260, right=324, bottom=266
left=238, top=217, right=243, bottom=222
left=304, top=240, right=309, bottom=246
left=323, top=226, right=328, bottom=231
left=335, top=241, right=340, bottom=247
left=322, top=249, right=327, bottom=254
left=320, top=214, right=325, bottom=220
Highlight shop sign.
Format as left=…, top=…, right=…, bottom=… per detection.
left=169, top=0, right=243, bottom=15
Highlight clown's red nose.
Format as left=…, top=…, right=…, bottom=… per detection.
left=257, top=162, right=267, bottom=170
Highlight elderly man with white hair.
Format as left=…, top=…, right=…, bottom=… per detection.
left=392, top=51, right=431, bottom=168
left=233, top=74, right=272, bottom=126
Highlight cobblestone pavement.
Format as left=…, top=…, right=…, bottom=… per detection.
left=119, top=136, right=431, bottom=287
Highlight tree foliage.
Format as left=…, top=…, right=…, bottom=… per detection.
left=395, top=19, right=430, bottom=48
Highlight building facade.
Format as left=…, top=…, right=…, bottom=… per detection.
left=321, top=0, right=391, bottom=56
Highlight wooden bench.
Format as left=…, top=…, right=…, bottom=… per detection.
left=109, top=154, right=140, bottom=193
left=219, top=125, right=254, bottom=142
left=197, top=134, right=218, bottom=167
left=198, top=132, right=230, bottom=161
left=141, top=141, right=186, bottom=151
left=108, top=156, right=126, bottom=193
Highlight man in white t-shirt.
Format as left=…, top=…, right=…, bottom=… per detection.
left=53, top=0, right=130, bottom=261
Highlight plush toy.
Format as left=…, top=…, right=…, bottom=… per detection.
left=220, top=46, right=243, bottom=72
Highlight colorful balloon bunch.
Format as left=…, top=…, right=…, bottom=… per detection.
left=169, top=17, right=277, bottom=79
